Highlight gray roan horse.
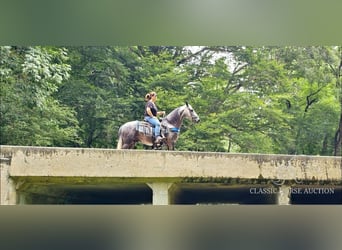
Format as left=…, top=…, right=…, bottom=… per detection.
left=117, top=102, right=200, bottom=150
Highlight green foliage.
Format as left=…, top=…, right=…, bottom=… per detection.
left=1, top=46, right=341, bottom=156
left=0, top=46, right=80, bottom=146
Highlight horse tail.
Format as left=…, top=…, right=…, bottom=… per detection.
left=117, top=127, right=123, bottom=149
left=117, top=135, right=123, bottom=149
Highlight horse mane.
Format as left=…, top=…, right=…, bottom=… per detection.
left=163, top=105, right=186, bottom=127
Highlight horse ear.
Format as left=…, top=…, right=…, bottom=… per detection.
left=185, top=101, right=189, bottom=107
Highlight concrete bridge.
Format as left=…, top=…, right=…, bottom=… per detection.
left=1, top=146, right=341, bottom=205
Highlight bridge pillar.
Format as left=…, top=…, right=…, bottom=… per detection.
left=277, top=185, right=291, bottom=205
left=0, top=159, right=17, bottom=205
left=147, top=183, right=174, bottom=205
left=18, top=193, right=27, bottom=204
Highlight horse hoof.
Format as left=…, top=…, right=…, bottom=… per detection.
left=154, top=136, right=163, bottom=144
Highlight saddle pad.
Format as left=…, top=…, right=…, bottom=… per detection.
left=136, top=121, right=153, bottom=136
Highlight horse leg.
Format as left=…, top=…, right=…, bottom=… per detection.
left=120, top=136, right=136, bottom=149
left=122, top=142, right=137, bottom=149
left=166, top=139, right=175, bottom=150
left=164, top=140, right=172, bottom=150
left=117, top=136, right=130, bottom=149
left=121, top=143, right=130, bottom=149
left=168, top=142, right=175, bottom=150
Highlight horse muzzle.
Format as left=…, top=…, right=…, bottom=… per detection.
left=193, top=117, right=200, bottom=123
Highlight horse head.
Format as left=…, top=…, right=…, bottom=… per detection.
left=185, top=101, right=200, bottom=123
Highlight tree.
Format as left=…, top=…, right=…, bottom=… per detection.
left=274, top=46, right=340, bottom=155
left=0, top=46, right=80, bottom=146
left=2, top=46, right=339, bottom=155
left=57, top=46, right=159, bottom=147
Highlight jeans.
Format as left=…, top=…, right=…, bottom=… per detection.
left=144, top=116, right=161, bottom=137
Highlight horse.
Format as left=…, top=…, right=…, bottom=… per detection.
left=117, top=102, right=200, bottom=150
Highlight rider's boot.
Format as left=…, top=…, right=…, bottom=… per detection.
left=154, top=135, right=163, bottom=144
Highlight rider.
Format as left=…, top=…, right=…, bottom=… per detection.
left=144, top=91, right=165, bottom=143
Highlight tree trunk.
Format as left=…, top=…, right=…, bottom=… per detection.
left=333, top=47, right=342, bottom=156
left=334, top=113, right=342, bottom=156
left=321, top=133, right=328, bottom=155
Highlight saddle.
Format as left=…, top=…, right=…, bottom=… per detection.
left=136, top=121, right=166, bottom=144
left=136, top=121, right=153, bottom=136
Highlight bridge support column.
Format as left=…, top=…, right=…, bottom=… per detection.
left=18, top=193, right=27, bottom=204
left=147, top=183, right=173, bottom=205
left=277, top=185, right=291, bottom=205
left=0, top=160, right=17, bottom=205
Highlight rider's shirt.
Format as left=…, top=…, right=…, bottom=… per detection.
left=144, top=100, right=158, bottom=117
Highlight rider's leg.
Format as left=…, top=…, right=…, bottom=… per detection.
left=144, top=116, right=161, bottom=138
